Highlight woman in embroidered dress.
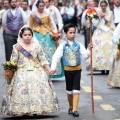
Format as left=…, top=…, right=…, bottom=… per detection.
left=91, top=0, right=115, bottom=74
left=1, top=26, right=59, bottom=115
left=30, top=0, right=64, bottom=78
left=107, top=23, right=120, bottom=87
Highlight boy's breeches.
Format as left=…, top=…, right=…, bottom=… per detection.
left=65, top=70, right=81, bottom=94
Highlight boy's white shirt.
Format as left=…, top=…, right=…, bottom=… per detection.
left=51, top=40, right=90, bottom=71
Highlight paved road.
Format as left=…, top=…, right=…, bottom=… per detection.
left=0, top=33, right=120, bottom=120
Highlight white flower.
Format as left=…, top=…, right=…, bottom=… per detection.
left=89, top=14, right=94, bottom=18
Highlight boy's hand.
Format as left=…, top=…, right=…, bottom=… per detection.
left=49, top=70, right=56, bottom=76
left=88, top=43, right=93, bottom=50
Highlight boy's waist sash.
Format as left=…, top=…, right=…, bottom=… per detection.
left=64, top=65, right=81, bottom=71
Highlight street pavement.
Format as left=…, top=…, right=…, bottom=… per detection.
left=0, top=32, right=120, bottom=120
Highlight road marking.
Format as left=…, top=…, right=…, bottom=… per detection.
left=114, top=119, right=120, bottom=120
left=81, top=80, right=84, bottom=83
left=82, top=86, right=95, bottom=92
left=19, top=118, right=53, bottom=120
left=100, top=104, right=115, bottom=110
left=94, top=95, right=103, bottom=100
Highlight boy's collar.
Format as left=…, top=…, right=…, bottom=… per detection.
left=66, top=39, right=75, bottom=42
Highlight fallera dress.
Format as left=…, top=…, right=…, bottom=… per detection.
left=1, top=42, right=59, bottom=115
left=107, top=23, right=120, bottom=87
left=92, top=11, right=115, bottom=70
left=107, top=57, right=120, bottom=87
left=29, top=12, right=64, bottom=78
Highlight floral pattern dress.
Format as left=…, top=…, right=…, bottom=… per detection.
left=92, top=11, right=115, bottom=70
left=29, top=12, right=64, bottom=78
left=1, top=42, right=59, bottom=115
left=107, top=57, right=120, bottom=87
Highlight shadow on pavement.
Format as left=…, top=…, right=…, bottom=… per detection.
left=108, top=87, right=120, bottom=89
left=87, top=72, right=108, bottom=75
left=2, top=115, right=58, bottom=120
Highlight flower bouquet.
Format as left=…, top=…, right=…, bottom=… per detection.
left=86, top=7, right=99, bottom=20
left=2, top=61, right=18, bottom=85
left=52, top=30, right=61, bottom=44
left=116, top=39, right=120, bottom=60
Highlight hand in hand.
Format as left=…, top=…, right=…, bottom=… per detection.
left=49, top=70, right=56, bottom=76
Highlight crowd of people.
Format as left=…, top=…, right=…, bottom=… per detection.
left=0, top=0, right=120, bottom=118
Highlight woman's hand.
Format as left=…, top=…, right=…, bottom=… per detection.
left=49, top=70, right=56, bottom=76
left=44, top=64, right=51, bottom=73
left=43, top=64, right=56, bottom=75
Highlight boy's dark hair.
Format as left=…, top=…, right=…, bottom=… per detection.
left=63, top=23, right=76, bottom=33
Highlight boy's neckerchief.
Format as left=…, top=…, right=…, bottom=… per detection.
left=65, top=40, right=80, bottom=51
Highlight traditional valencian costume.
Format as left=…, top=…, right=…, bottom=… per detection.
left=1, top=26, right=59, bottom=115
left=30, top=1, right=64, bottom=78
left=92, top=0, right=115, bottom=72
left=51, top=39, right=90, bottom=116
left=107, top=23, right=120, bottom=87
left=2, top=7, right=26, bottom=61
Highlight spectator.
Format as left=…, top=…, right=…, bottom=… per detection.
left=111, top=0, right=120, bottom=27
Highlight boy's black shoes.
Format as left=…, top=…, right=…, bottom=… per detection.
left=68, top=109, right=79, bottom=117
left=33, top=114, right=37, bottom=116
left=72, top=111, right=79, bottom=117
left=68, top=108, right=73, bottom=114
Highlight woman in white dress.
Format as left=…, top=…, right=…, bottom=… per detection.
left=107, top=23, right=120, bottom=87
left=1, top=26, right=59, bottom=116
left=92, top=0, right=115, bottom=74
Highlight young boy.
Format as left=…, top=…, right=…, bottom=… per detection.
left=50, top=23, right=91, bottom=117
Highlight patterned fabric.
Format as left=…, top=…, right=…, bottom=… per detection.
left=29, top=13, right=55, bottom=36
left=32, top=13, right=43, bottom=25
left=92, top=29, right=115, bottom=70
left=7, top=8, right=24, bottom=32
left=1, top=43, right=59, bottom=115
left=34, top=32, right=64, bottom=78
left=107, top=57, right=120, bottom=87
left=63, top=41, right=81, bottom=66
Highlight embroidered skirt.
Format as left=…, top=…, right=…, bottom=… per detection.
left=34, top=32, right=64, bottom=78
